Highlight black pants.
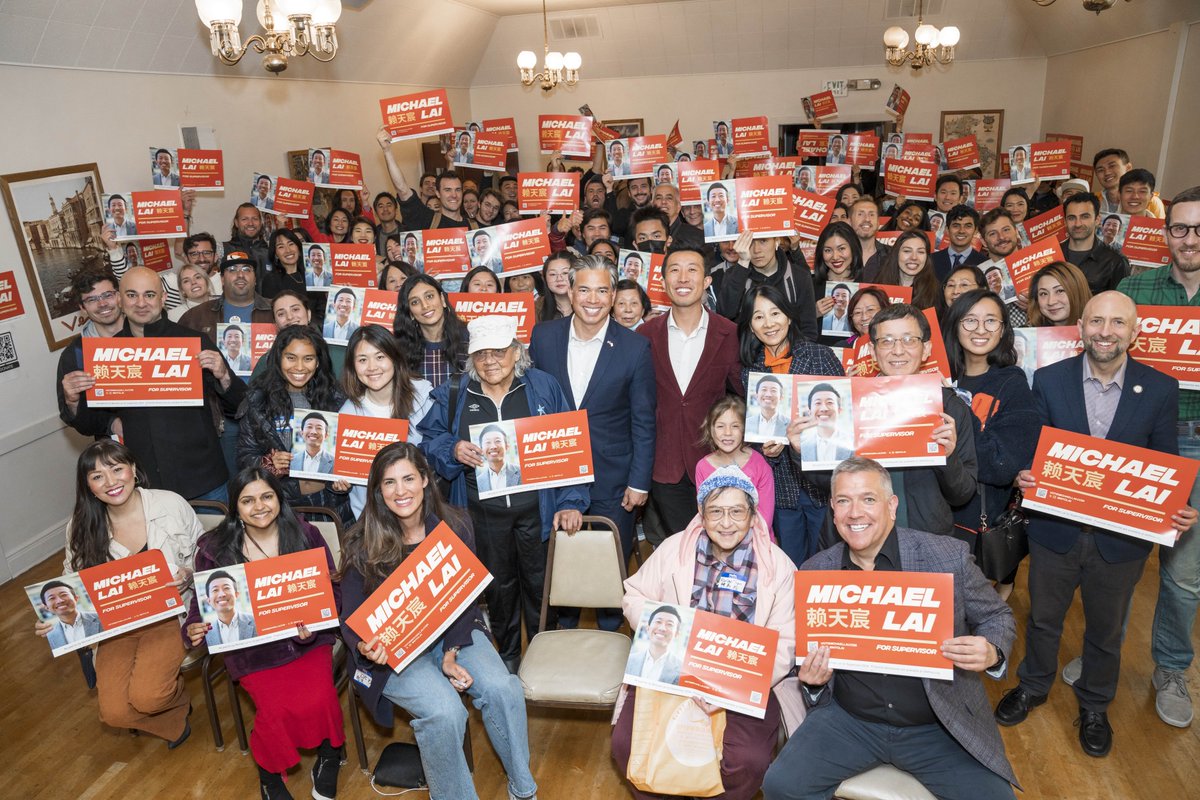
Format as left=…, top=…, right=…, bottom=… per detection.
left=1016, top=536, right=1147, bottom=711
left=649, top=478, right=698, bottom=546
left=469, top=501, right=545, bottom=663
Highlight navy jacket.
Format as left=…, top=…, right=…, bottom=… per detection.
left=932, top=247, right=988, bottom=283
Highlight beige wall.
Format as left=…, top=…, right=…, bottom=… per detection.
left=1163, top=22, right=1200, bottom=198
left=0, top=64, right=472, bottom=580
left=470, top=58, right=1049, bottom=173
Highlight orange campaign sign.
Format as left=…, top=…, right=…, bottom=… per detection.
left=797, top=130, right=832, bottom=158
left=1046, top=132, right=1084, bottom=162
left=1131, top=306, right=1200, bottom=389
left=177, top=148, right=224, bottom=190
left=942, top=135, right=982, bottom=171
left=483, top=117, right=519, bottom=152
left=333, top=415, right=411, bottom=484
left=792, top=190, right=836, bottom=241
left=454, top=131, right=509, bottom=172
left=1120, top=218, right=1171, bottom=269
left=623, top=603, right=778, bottom=718
left=807, top=91, right=838, bottom=121
left=1031, top=141, right=1071, bottom=181
left=309, top=148, right=364, bottom=190
left=27, top=549, right=186, bottom=657
left=1021, top=206, right=1067, bottom=244
left=698, top=176, right=794, bottom=243
left=885, top=83, right=910, bottom=117
left=1013, top=326, right=1082, bottom=385
left=796, top=571, right=955, bottom=680
left=103, top=190, right=187, bottom=241
left=476, top=217, right=551, bottom=275
left=195, top=548, right=340, bottom=654
left=330, top=243, right=378, bottom=288
left=840, top=308, right=949, bottom=380
left=969, top=179, right=1010, bottom=212
left=380, top=89, right=454, bottom=142
left=902, top=132, right=934, bottom=148
left=449, top=292, right=537, bottom=344
left=1072, top=162, right=1095, bottom=183
left=517, top=172, right=579, bottom=214
left=617, top=249, right=669, bottom=311
left=135, top=239, right=174, bottom=272
left=397, top=228, right=471, bottom=279
left=813, top=165, right=852, bottom=196
left=362, top=288, right=399, bottom=329
left=217, top=322, right=275, bottom=377
left=538, top=114, right=594, bottom=158
left=83, top=336, right=203, bottom=407
left=346, top=523, right=492, bottom=673
left=0, top=270, right=25, bottom=322
left=607, top=135, right=668, bottom=179
left=677, top=160, right=721, bottom=206
left=467, top=410, right=595, bottom=500
left=1024, top=426, right=1200, bottom=546
left=273, top=177, right=315, bottom=219
left=883, top=159, right=937, bottom=201
left=901, top=142, right=936, bottom=165
left=730, top=116, right=771, bottom=158
left=845, top=134, right=880, bottom=169
left=1003, top=238, right=1064, bottom=299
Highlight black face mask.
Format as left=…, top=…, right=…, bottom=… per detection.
left=637, top=240, right=666, bottom=254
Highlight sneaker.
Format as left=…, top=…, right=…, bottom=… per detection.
left=509, top=793, right=538, bottom=800
left=311, top=751, right=341, bottom=800
left=1062, top=656, right=1082, bottom=687
left=259, top=770, right=294, bottom=800
left=1152, top=667, right=1194, bottom=728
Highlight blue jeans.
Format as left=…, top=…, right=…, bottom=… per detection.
left=1152, top=424, right=1200, bottom=671
left=381, top=630, right=536, bottom=800
left=776, top=493, right=827, bottom=567
left=189, top=483, right=228, bottom=504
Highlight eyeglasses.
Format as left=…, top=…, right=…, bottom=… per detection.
left=224, top=265, right=255, bottom=274
left=186, top=249, right=216, bottom=260
left=1167, top=223, right=1200, bottom=239
left=703, top=506, right=750, bottom=523
left=471, top=348, right=510, bottom=362
left=873, top=334, right=925, bottom=350
left=960, top=317, right=1002, bottom=332
left=81, top=290, right=118, bottom=306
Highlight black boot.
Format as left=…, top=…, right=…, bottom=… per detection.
left=259, top=765, right=294, bottom=800
left=311, top=739, right=342, bottom=800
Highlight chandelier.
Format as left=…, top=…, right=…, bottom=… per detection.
left=1029, top=0, right=1131, bottom=14
left=194, top=0, right=342, bottom=74
left=516, top=0, right=581, bottom=92
left=882, top=0, right=959, bottom=71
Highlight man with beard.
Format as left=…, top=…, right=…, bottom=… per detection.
left=979, top=209, right=1027, bottom=324
left=223, top=203, right=270, bottom=281
left=1063, top=193, right=1130, bottom=294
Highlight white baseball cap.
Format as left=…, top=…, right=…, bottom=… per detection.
left=467, top=315, right=518, bottom=354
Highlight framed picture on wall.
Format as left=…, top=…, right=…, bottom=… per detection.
left=0, top=163, right=107, bottom=351
left=603, top=119, right=645, bottom=139
left=939, top=109, right=1004, bottom=178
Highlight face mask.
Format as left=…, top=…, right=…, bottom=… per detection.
left=637, top=240, right=666, bottom=254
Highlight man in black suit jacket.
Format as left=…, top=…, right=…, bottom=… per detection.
left=995, top=292, right=1198, bottom=757
left=932, top=205, right=989, bottom=283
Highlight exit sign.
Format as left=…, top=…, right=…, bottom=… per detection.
left=822, top=79, right=848, bottom=97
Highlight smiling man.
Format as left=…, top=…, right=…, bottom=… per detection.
left=477, top=424, right=520, bottom=491
left=291, top=412, right=335, bottom=475
left=796, top=382, right=853, bottom=463
left=40, top=581, right=103, bottom=650
left=203, top=571, right=258, bottom=646
left=179, top=251, right=274, bottom=341
left=323, top=288, right=360, bottom=342
left=1062, top=193, right=1130, bottom=294
left=629, top=605, right=683, bottom=683
left=748, top=374, right=790, bottom=439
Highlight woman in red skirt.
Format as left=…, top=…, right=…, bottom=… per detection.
left=184, top=467, right=345, bottom=800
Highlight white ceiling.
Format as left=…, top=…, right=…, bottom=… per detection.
left=0, top=0, right=1195, bottom=85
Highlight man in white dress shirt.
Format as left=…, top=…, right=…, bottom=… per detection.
left=105, top=195, right=138, bottom=236
left=291, top=412, right=336, bottom=475
left=322, top=288, right=359, bottom=342
left=41, top=581, right=103, bottom=650
left=306, top=245, right=332, bottom=288
left=203, top=571, right=257, bottom=646
left=628, top=605, right=684, bottom=684
left=748, top=374, right=790, bottom=439
left=798, top=382, right=854, bottom=464
left=703, top=182, right=739, bottom=238
left=478, top=424, right=521, bottom=492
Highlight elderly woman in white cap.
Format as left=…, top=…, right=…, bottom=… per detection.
left=611, top=465, right=798, bottom=800
left=418, top=314, right=589, bottom=672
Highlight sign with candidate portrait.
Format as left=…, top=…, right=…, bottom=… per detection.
left=397, top=228, right=472, bottom=279
left=467, top=410, right=594, bottom=500
left=83, top=336, right=203, bottom=407
left=883, top=159, right=937, bottom=202
left=1000, top=238, right=1065, bottom=301
left=380, top=89, right=454, bottom=142
left=1012, top=326, right=1082, bottom=386
left=698, top=177, right=794, bottom=243
left=449, top=292, right=537, bottom=344
left=321, top=287, right=366, bottom=344
left=216, top=322, right=274, bottom=377
left=465, top=218, right=550, bottom=276
left=806, top=91, right=838, bottom=122
left=677, top=160, right=720, bottom=206
left=517, top=172, right=579, bottom=215
left=605, top=136, right=668, bottom=179
left=941, top=135, right=982, bottom=172
left=287, top=407, right=408, bottom=485
left=102, top=190, right=187, bottom=241
left=307, top=148, right=364, bottom=190
left=1119, top=218, right=1171, bottom=269
left=617, top=249, right=669, bottom=312
left=818, top=282, right=912, bottom=338
left=1020, top=206, right=1068, bottom=245
left=361, top=288, right=399, bottom=330
left=967, top=178, right=1010, bottom=212
left=450, top=128, right=508, bottom=172
left=885, top=84, right=910, bottom=117
left=482, top=117, right=519, bottom=152
left=250, top=174, right=313, bottom=218
left=1030, top=141, right=1071, bottom=181
left=149, top=147, right=224, bottom=191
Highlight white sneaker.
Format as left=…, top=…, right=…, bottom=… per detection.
left=1062, top=656, right=1082, bottom=687
left=1152, top=667, right=1194, bottom=727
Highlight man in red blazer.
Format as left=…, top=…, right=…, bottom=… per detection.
left=639, top=239, right=744, bottom=543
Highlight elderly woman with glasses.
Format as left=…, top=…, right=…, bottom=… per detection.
left=610, top=466, right=798, bottom=800
left=417, top=315, right=589, bottom=672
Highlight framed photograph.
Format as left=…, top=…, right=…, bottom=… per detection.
left=0, top=163, right=107, bottom=350
left=603, top=118, right=644, bottom=139
left=939, top=109, right=1004, bottom=179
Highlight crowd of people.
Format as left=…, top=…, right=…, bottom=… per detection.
left=37, top=123, right=1200, bottom=800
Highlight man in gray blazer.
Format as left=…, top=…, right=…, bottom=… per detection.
left=291, top=412, right=335, bottom=475
left=626, top=605, right=684, bottom=685
left=747, top=374, right=790, bottom=440
left=796, top=382, right=855, bottom=464
left=41, top=580, right=103, bottom=650
left=477, top=424, right=521, bottom=493
left=203, top=571, right=258, bottom=647
left=763, top=457, right=1018, bottom=800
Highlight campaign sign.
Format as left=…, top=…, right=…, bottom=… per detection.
left=0, top=270, right=25, bottom=322
left=808, top=91, right=838, bottom=121
left=451, top=130, right=508, bottom=172
left=361, top=288, right=399, bottom=330
left=817, top=282, right=911, bottom=337
left=1120, top=218, right=1171, bottom=269
left=468, top=410, right=594, bottom=500
left=28, top=549, right=185, bottom=657
left=1046, top=133, right=1084, bottom=162
left=196, top=548, right=339, bottom=654
left=306, top=148, right=363, bottom=190
left=136, top=240, right=174, bottom=272
left=677, top=160, right=721, bottom=206
left=449, top=292, right=537, bottom=344
left=1031, top=141, right=1071, bottom=181
left=1012, top=327, right=1083, bottom=386
left=332, top=414, right=411, bottom=485
left=845, top=134, right=880, bottom=170
left=84, top=337, right=203, bottom=407
left=345, top=523, right=492, bottom=673
left=885, top=84, right=910, bottom=117
left=942, top=135, right=981, bottom=171
left=729, top=116, right=771, bottom=159
left=483, top=117, right=519, bottom=152
left=968, top=179, right=1010, bottom=212
left=330, top=243, right=379, bottom=288
left=399, top=228, right=471, bottom=279
left=698, top=177, right=794, bottom=243
left=322, top=287, right=366, bottom=344
left=1002, top=238, right=1064, bottom=300
left=380, top=89, right=454, bottom=142
left=607, top=136, right=668, bottom=179
left=617, top=249, right=669, bottom=312
left=1131, top=306, right=1200, bottom=389
left=796, top=571, right=955, bottom=680
left=539, top=115, right=594, bottom=158
left=304, top=243, right=334, bottom=290
left=217, top=322, right=275, bottom=377
left=518, top=173, right=579, bottom=215
left=813, top=166, right=853, bottom=197
left=623, top=603, right=778, bottom=718
left=837, top=309, right=950, bottom=380
left=102, top=190, right=186, bottom=241
left=179, top=148, right=224, bottom=190
left=797, top=130, right=832, bottom=158
left=1024, top=426, right=1200, bottom=546
left=1021, top=206, right=1067, bottom=245
left=792, top=190, right=836, bottom=241
left=883, top=159, right=937, bottom=202
left=472, top=217, right=551, bottom=276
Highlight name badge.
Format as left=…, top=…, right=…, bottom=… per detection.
left=353, top=668, right=373, bottom=688
left=716, top=571, right=746, bottom=593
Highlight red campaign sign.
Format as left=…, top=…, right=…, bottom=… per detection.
left=617, top=249, right=669, bottom=311
left=885, top=84, right=910, bottom=117
left=1046, top=133, right=1084, bottom=162
left=217, top=322, right=275, bottom=377
left=517, top=173, right=579, bottom=214
left=318, top=149, right=364, bottom=190
left=730, top=116, right=771, bottom=158
left=270, top=178, right=315, bottom=219
left=808, top=91, right=838, bottom=121
left=346, top=523, right=492, bottom=673
left=1024, top=426, right=1200, bottom=546
left=884, top=159, right=937, bottom=202
left=1072, top=163, right=1095, bottom=183
left=846, top=134, right=880, bottom=169
left=538, top=115, right=594, bottom=158
left=699, top=176, right=794, bottom=243
left=1031, top=141, right=1071, bottom=181
left=798, top=130, right=832, bottom=158
left=136, top=240, right=174, bottom=272
left=103, top=191, right=186, bottom=241
left=942, top=135, right=982, bottom=171
left=843, top=308, right=948, bottom=379
left=0, top=270, right=25, bottom=322
left=902, top=133, right=934, bottom=148
left=467, top=410, right=595, bottom=499
left=448, top=292, right=537, bottom=344
left=483, top=117, right=519, bottom=152
left=333, top=415, right=411, bottom=484
left=813, top=165, right=852, bottom=196
left=735, top=156, right=802, bottom=180
left=380, top=89, right=454, bottom=142
left=1131, top=306, right=1200, bottom=389
left=970, top=179, right=1010, bottom=212
left=331, top=243, right=379, bottom=288
left=84, top=336, right=203, bottom=407
left=607, top=135, right=669, bottom=179
left=1120, top=218, right=1171, bottom=269
left=481, top=217, right=551, bottom=275
left=458, top=132, right=509, bottom=172
left=362, top=288, right=399, bottom=329
left=402, top=227, right=471, bottom=278
left=796, top=571, right=955, bottom=680
left=177, top=148, right=224, bottom=190
left=677, top=160, right=720, bottom=206
left=1021, top=206, right=1067, bottom=244
left=1004, top=238, right=1064, bottom=299
left=792, top=190, right=835, bottom=241
left=1012, top=327, right=1082, bottom=384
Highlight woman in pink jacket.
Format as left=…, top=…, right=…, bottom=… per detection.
left=611, top=466, right=799, bottom=800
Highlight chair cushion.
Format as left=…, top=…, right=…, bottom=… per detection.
left=836, top=765, right=938, bottom=800
left=518, top=630, right=631, bottom=705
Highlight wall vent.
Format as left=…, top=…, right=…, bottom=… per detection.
left=885, top=0, right=946, bottom=20
left=548, top=15, right=602, bottom=40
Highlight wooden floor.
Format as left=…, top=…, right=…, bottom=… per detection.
left=3, top=547, right=1198, bottom=800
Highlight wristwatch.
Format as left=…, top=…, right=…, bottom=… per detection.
left=989, top=644, right=1005, bottom=671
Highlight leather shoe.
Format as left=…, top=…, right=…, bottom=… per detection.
left=1076, top=709, right=1112, bottom=757
left=995, top=686, right=1047, bottom=726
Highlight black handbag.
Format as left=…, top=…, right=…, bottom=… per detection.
left=370, top=741, right=427, bottom=796
left=975, top=490, right=1029, bottom=582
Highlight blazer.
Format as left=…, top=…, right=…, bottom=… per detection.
left=802, top=528, right=1019, bottom=788
left=1028, top=354, right=1179, bottom=562
left=291, top=449, right=335, bottom=475
left=529, top=317, right=656, bottom=499
left=931, top=246, right=987, bottom=283
left=47, top=612, right=102, bottom=650
left=204, top=612, right=258, bottom=647
left=747, top=412, right=790, bottom=439
left=798, top=436, right=854, bottom=464
left=639, top=311, right=745, bottom=484
left=703, top=215, right=739, bottom=237
left=478, top=464, right=522, bottom=492
left=626, top=646, right=683, bottom=685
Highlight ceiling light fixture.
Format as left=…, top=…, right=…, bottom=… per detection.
left=1029, top=0, right=1131, bottom=14
left=195, top=0, right=341, bottom=74
left=517, top=0, right=581, bottom=93
left=883, top=0, right=959, bottom=71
